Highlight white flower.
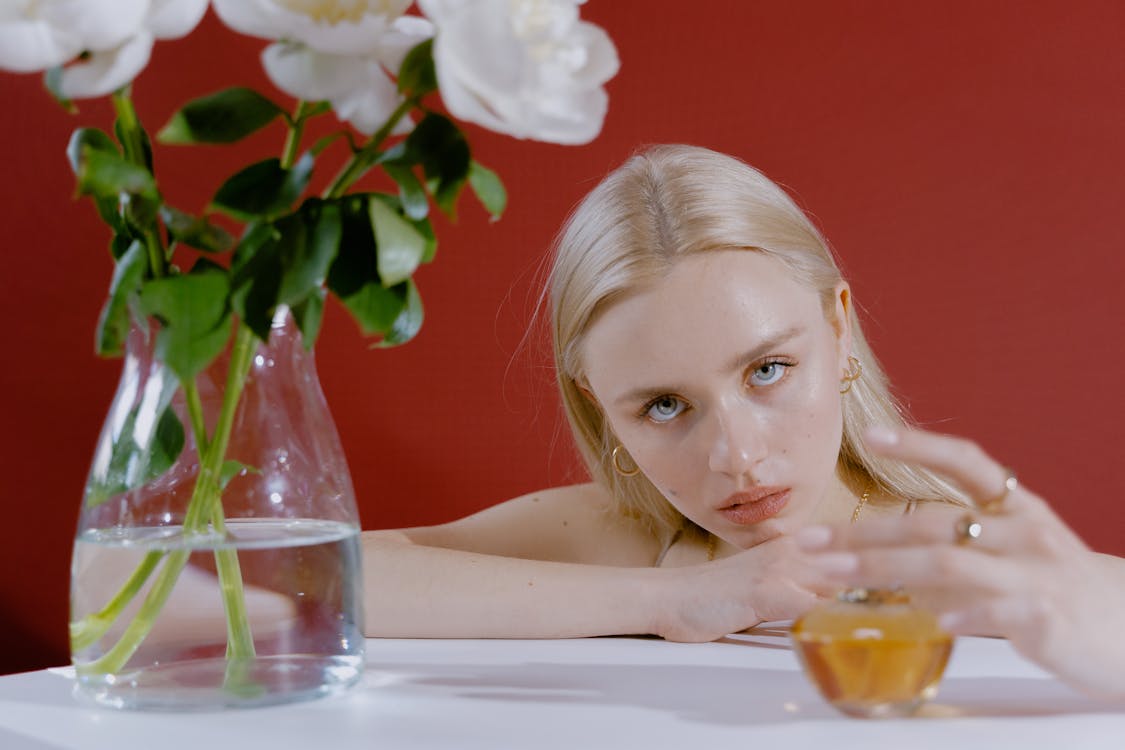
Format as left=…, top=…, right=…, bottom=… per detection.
left=213, top=0, right=433, bottom=135
left=418, top=0, right=619, bottom=145
left=0, top=0, right=208, bottom=98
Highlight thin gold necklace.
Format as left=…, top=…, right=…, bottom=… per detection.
left=706, top=488, right=871, bottom=562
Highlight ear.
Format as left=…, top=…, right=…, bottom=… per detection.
left=575, top=378, right=600, bottom=407
left=831, top=282, right=854, bottom=370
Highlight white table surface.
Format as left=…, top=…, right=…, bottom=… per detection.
left=1, top=627, right=1122, bottom=750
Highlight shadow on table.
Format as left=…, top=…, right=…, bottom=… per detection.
left=388, top=662, right=1121, bottom=726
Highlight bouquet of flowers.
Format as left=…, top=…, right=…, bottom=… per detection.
left=0, top=0, right=617, bottom=707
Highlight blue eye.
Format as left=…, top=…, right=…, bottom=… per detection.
left=645, top=396, right=686, bottom=423
left=749, top=361, right=790, bottom=387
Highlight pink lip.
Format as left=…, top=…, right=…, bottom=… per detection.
left=716, top=488, right=790, bottom=526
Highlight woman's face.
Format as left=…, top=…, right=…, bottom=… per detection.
left=581, top=250, right=855, bottom=548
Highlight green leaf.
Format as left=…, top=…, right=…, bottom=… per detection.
left=229, top=223, right=283, bottom=339
left=370, top=195, right=426, bottom=286
left=157, top=87, right=286, bottom=145
left=139, top=271, right=233, bottom=382
left=230, top=240, right=281, bottom=342
left=229, top=205, right=340, bottom=341
left=122, top=193, right=161, bottom=233
left=277, top=201, right=341, bottom=305
left=159, top=205, right=235, bottom=253
left=375, top=279, right=424, bottom=348
left=85, top=387, right=186, bottom=508
left=76, top=147, right=158, bottom=201
left=327, top=197, right=395, bottom=335
left=338, top=279, right=410, bottom=337
left=468, top=160, right=507, bottom=221
left=231, top=221, right=281, bottom=269
left=416, top=217, right=437, bottom=263
left=397, top=39, right=437, bottom=96
left=91, top=196, right=126, bottom=234
left=67, top=128, right=118, bottom=175
left=220, top=460, right=259, bottom=490
left=302, top=101, right=334, bottom=118
left=326, top=195, right=378, bottom=299
left=67, top=127, right=127, bottom=232
left=95, top=240, right=147, bottom=357
left=310, top=131, right=347, bottom=156
left=403, top=114, right=470, bottom=218
left=116, top=117, right=154, bottom=173
left=212, top=153, right=314, bottom=220
left=383, top=162, right=429, bottom=220
left=109, top=233, right=137, bottom=261
left=291, top=287, right=326, bottom=350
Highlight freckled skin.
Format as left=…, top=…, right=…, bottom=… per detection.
left=582, top=251, right=859, bottom=550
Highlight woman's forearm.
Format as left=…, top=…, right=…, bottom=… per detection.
left=361, top=531, right=666, bottom=639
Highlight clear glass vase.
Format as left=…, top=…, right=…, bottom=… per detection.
left=70, top=309, right=364, bottom=710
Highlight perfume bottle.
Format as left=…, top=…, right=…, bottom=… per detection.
left=790, top=588, right=954, bottom=718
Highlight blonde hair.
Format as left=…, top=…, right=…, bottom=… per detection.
left=549, top=144, right=963, bottom=538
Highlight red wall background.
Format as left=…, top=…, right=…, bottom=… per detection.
left=2, top=2, right=1123, bottom=673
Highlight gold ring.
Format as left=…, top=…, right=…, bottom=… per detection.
left=979, top=472, right=1017, bottom=514
left=955, top=513, right=983, bottom=545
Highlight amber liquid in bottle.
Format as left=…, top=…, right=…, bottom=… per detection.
left=791, top=588, right=953, bottom=718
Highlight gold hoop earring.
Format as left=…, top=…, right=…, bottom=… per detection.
left=839, top=355, right=862, bottom=394
left=611, top=445, right=640, bottom=477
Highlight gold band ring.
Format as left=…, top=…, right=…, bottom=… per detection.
left=955, top=513, right=983, bottom=546
left=979, top=472, right=1018, bottom=514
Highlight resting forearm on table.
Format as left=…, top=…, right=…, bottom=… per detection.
left=361, top=532, right=665, bottom=639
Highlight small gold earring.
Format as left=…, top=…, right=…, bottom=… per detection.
left=611, top=445, right=640, bottom=477
left=839, top=355, right=862, bottom=394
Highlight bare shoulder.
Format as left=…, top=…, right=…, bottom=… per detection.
left=370, top=482, right=662, bottom=567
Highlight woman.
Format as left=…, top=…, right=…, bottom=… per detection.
left=362, top=143, right=966, bottom=642
left=362, top=145, right=1125, bottom=701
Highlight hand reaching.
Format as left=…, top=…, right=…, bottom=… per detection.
left=796, top=426, right=1125, bottom=701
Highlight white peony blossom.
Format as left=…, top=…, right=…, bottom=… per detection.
left=0, top=0, right=208, bottom=98
left=417, top=0, right=619, bottom=145
left=213, top=0, right=433, bottom=135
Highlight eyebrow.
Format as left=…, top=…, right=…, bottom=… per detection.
left=612, top=324, right=807, bottom=407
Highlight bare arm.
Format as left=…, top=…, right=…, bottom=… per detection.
left=362, top=483, right=822, bottom=640
left=363, top=534, right=668, bottom=638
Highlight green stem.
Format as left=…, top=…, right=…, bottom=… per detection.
left=204, top=325, right=259, bottom=660
left=110, top=89, right=146, bottom=168
left=281, top=100, right=309, bottom=170
left=215, top=544, right=254, bottom=660
left=184, top=381, right=209, bottom=455
left=111, top=89, right=167, bottom=279
left=324, top=96, right=416, bottom=199
left=69, top=550, right=164, bottom=653
left=80, top=326, right=261, bottom=675
left=77, top=550, right=191, bottom=676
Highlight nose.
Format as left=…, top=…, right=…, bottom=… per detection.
left=707, top=401, right=769, bottom=479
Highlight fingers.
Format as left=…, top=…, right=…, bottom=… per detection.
left=799, top=513, right=1013, bottom=553
left=937, top=595, right=1048, bottom=641
left=805, top=543, right=1028, bottom=596
left=865, top=426, right=1038, bottom=514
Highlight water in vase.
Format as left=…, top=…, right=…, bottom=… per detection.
left=70, top=518, right=364, bottom=709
